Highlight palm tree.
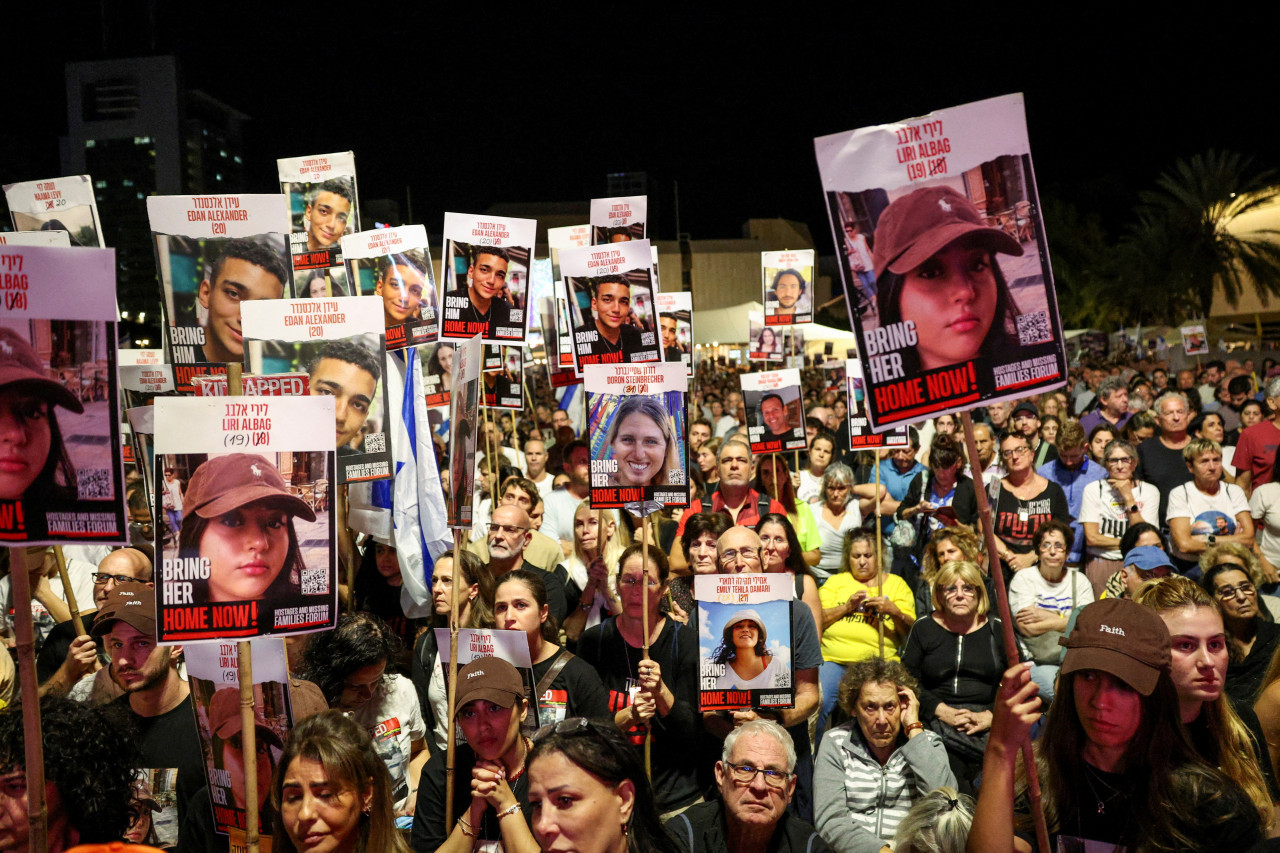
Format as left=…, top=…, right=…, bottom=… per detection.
left=1120, top=150, right=1280, bottom=322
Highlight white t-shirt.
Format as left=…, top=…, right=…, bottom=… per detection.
left=713, top=646, right=792, bottom=691
left=540, top=488, right=587, bottom=545
left=349, top=674, right=426, bottom=813
left=529, top=470, right=556, bottom=501
left=798, top=469, right=823, bottom=504
left=162, top=476, right=184, bottom=511
left=1250, top=482, right=1280, bottom=572
left=1165, top=481, right=1250, bottom=562
left=1078, top=480, right=1161, bottom=560
left=1009, top=566, right=1094, bottom=616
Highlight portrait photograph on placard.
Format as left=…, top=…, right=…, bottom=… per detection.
left=816, top=94, right=1067, bottom=429
left=483, top=345, right=524, bottom=410
left=742, top=369, right=807, bottom=454
left=4, top=175, right=106, bottom=248
left=694, top=573, right=795, bottom=712
left=440, top=213, right=536, bottom=344
left=589, top=195, right=647, bottom=245
left=762, top=249, right=816, bottom=326
left=655, top=291, right=693, bottom=376
left=585, top=362, right=687, bottom=509
left=278, top=152, right=359, bottom=298
left=563, top=240, right=661, bottom=372
left=343, top=225, right=438, bottom=350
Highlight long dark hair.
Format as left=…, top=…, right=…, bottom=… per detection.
left=302, top=611, right=404, bottom=706
left=875, top=251, right=1019, bottom=376
left=35, top=400, right=78, bottom=503
left=495, top=568, right=559, bottom=642
left=711, top=616, right=770, bottom=665
left=753, top=455, right=797, bottom=508
left=430, top=550, right=495, bottom=630
left=271, top=711, right=410, bottom=853
left=177, top=502, right=307, bottom=601
left=754, top=512, right=811, bottom=577
left=528, top=719, right=681, bottom=853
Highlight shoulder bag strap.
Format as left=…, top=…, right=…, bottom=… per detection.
left=535, top=649, right=576, bottom=699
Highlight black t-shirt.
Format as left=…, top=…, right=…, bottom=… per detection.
left=112, top=693, right=207, bottom=826
left=1227, top=618, right=1280, bottom=710
left=412, top=742, right=532, bottom=851
left=444, top=286, right=514, bottom=339
left=577, top=617, right=701, bottom=812
left=518, top=561, right=569, bottom=625
left=531, top=648, right=612, bottom=728
left=992, top=480, right=1070, bottom=554
left=572, top=321, right=645, bottom=366
left=1136, top=436, right=1195, bottom=526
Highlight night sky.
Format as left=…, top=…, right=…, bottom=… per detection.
left=3, top=8, right=1274, bottom=256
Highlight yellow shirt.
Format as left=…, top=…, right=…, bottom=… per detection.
left=819, top=572, right=916, bottom=663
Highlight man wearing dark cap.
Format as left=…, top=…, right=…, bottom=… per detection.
left=94, top=585, right=205, bottom=824
left=1010, top=400, right=1058, bottom=467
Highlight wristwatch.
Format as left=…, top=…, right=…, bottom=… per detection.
left=1207, top=533, right=1217, bottom=545
left=1127, top=503, right=1139, bottom=514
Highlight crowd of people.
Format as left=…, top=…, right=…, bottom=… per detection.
left=13, top=354, right=1280, bottom=851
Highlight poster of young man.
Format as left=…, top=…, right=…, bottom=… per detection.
left=439, top=213, right=535, bottom=344
left=585, top=362, right=687, bottom=509
left=655, top=291, right=693, bottom=377
left=1181, top=323, right=1209, bottom=356
left=278, top=152, right=359, bottom=298
left=846, top=359, right=910, bottom=449
left=433, top=627, right=540, bottom=732
left=694, top=573, right=794, bottom=712
left=589, top=195, right=647, bottom=245
left=0, top=244, right=127, bottom=545
left=762, top=250, right=815, bottom=326
left=242, top=296, right=391, bottom=484
left=815, top=93, right=1067, bottom=430
left=563, top=240, right=661, bottom=371
left=186, top=638, right=296, bottom=837
left=483, top=345, right=524, bottom=410
left=153, top=396, right=337, bottom=642
left=447, top=335, right=482, bottom=529
left=4, top=175, right=105, bottom=247
left=742, top=369, right=807, bottom=455
left=147, top=195, right=292, bottom=387
left=342, top=225, right=438, bottom=350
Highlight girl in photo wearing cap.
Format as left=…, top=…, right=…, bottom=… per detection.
left=871, top=185, right=1023, bottom=375
left=272, top=710, right=411, bottom=853
left=971, top=598, right=1265, bottom=851
left=176, top=453, right=315, bottom=604
left=528, top=716, right=681, bottom=853
left=412, top=656, right=539, bottom=853
left=711, top=609, right=789, bottom=691
left=1135, top=577, right=1275, bottom=832
left=0, top=326, right=83, bottom=509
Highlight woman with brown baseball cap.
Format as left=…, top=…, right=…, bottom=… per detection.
left=0, top=326, right=83, bottom=504
left=871, top=185, right=1023, bottom=375
left=970, top=598, right=1266, bottom=851
left=176, top=452, right=315, bottom=603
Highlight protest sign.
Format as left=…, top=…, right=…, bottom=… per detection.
left=547, top=223, right=591, bottom=281
left=434, top=627, right=539, bottom=731
left=585, top=362, right=687, bottom=509
left=748, top=310, right=782, bottom=363
left=563, top=240, right=661, bottom=372
left=762, top=250, right=815, bottom=326
left=193, top=373, right=309, bottom=397
left=342, top=225, right=438, bottom=350
left=4, top=175, right=105, bottom=247
left=146, top=194, right=291, bottom=391
left=815, top=93, right=1067, bottom=429
left=0, top=244, right=126, bottom=545
left=483, top=345, right=524, bottom=410
left=0, top=231, right=70, bottom=247
left=278, top=151, right=359, bottom=299
left=447, top=336, right=482, bottom=528
left=846, top=359, right=910, bottom=449
left=590, top=195, right=647, bottom=245
left=419, top=342, right=455, bottom=409
left=186, top=638, right=295, bottom=837
left=118, top=349, right=165, bottom=367
left=742, top=369, right=806, bottom=455
left=153, top=396, right=337, bottom=642
left=126, top=768, right=179, bottom=848
left=694, top=573, right=795, bottom=712
left=1181, top=323, right=1209, bottom=355
left=242, top=296, right=391, bottom=483
left=440, top=213, right=536, bottom=344
left=655, top=291, right=693, bottom=377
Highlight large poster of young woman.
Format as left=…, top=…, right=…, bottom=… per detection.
left=815, top=93, right=1067, bottom=431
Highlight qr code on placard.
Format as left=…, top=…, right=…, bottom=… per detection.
left=668, top=469, right=685, bottom=485
left=76, top=468, right=113, bottom=500
left=301, top=567, right=330, bottom=596
left=363, top=432, right=386, bottom=453
left=1016, top=311, right=1053, bottom=346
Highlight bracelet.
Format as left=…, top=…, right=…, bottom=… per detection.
left=497, top=802, right=522, bottom=819
left=903, top=721, right=925, bottom=735
left=579, top=598, right=593, bottom=612
left=458, top=816, right=477, bottom=837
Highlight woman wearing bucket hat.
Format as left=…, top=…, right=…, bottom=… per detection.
left=969, top=598, right=1265, bottom=852
left=0, top=325, right=83, bottom=505
left=176, top=452, right=315, bottom=603
left=711, top=608, right=789, bottom=692
left=871, top=185, right=1023, bottom=375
